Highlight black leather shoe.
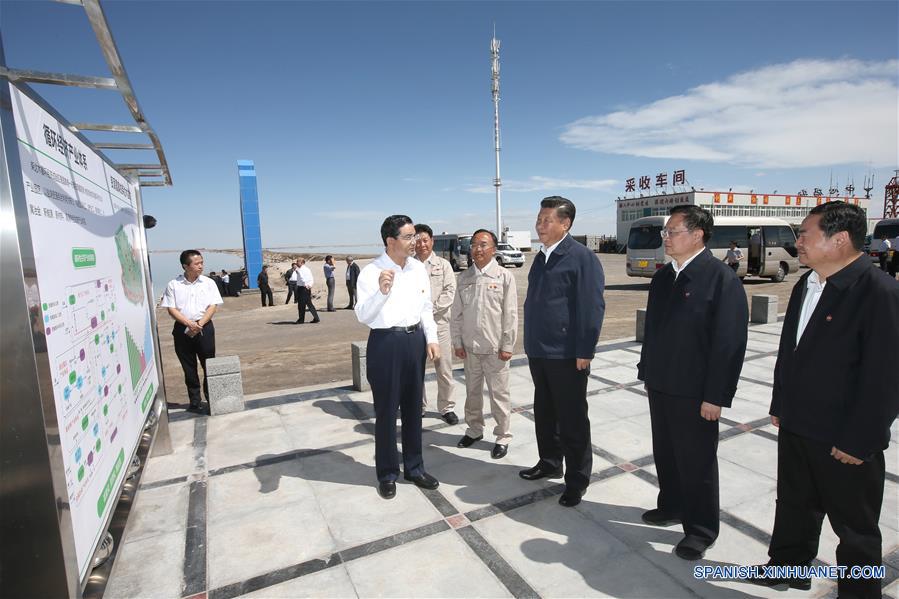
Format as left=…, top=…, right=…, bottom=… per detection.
left=404, top=472, right=439, bottom=490
left=519, top=464, right=563, bottom=481
left=296, top=319, right=304, bottom=324
left=491, top=444, right=508, bottom=459
left=558, top=488, right=584, bottom=507
left=674, top=536, right=714, bottom=561
left=457, top=434, right=482, bottom=448
left=743, top=563, right=812, bottom=590
left=441, top=411, right=459, bottom=425
left=311, top=318, right=321, bottom=323
left=377, top=481, right=396, bottom=499
left=641, top=508, right=682, bottom=527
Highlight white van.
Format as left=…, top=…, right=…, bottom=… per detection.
left=869, top=218, right=899, bottom=263
left=626, top=215, right=800, bottom=282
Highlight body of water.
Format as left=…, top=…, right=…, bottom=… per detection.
left=149, top=251, right=244, bottom=301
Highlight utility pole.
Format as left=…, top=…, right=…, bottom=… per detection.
left=491, top=28, right=503, bottom=238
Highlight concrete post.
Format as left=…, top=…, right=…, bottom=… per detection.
left=206, top=356, right=244, bottom=415
left=352, top=341, right=369, bottom=392
left=750, top=294, right=778, bottom=324
left=636, top=308, right=647, bottom=342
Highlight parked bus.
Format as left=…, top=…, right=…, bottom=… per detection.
left=868, top=218, right=899, bottom=264
left=433, top=234, right=470, bottom=271
left=626, top=216, right=800, bottom=282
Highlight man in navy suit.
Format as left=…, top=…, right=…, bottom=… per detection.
left=747, top=202, right=898, bottom=596
left=519, top=196, right=605, bottom=508
left=637, top=205, right=748, bottom=560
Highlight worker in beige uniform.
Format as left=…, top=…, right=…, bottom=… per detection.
left=414, top=224, right=459, bottom=424
left=452, top=229, right=518, bottom=459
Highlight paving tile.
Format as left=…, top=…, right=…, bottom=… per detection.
left=122, top=481, right=190, bottom=543
left=278, top=397, right=372, bottom=450
left=594, top=364, right=641, bottom=385
left=104, top=530, right=185, bottom=599
left=238, top=564, right=358, bottom=598
left=591, top=388, right=650, bottom=419
left=592, top=415, right=655, bottom=463
left=718, top=458, right=778, bottom=510
left=298, top=441, right=445, bottom=549
left=344, top=530, right=512, bottom=598
left=140, top=444, right=198, bottom=484
left=205, top=407, right=293, bottom=471
left=597, top=349, right=643, bottom=367
left=719, top=430, right=779, bottom=482
left=207, top=458, right=318, bottom=525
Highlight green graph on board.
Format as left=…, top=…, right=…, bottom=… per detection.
left=125, top=326, right=145, bottom=390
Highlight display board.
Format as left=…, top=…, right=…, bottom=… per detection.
left=8, top=83, right=159, bottom=580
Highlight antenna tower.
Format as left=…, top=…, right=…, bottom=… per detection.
left=884, top=170, right=899, bottom=218
left=491, top=28, right=503, bottom=238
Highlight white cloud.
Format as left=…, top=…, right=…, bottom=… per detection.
left=464, top=175, right=618, bottom=194
left=560, top=58, right=899, bottom=168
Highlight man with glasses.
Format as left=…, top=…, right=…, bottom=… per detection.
left=452, top=229, right=518, bottom=459
left=355, top=215, right=442, bottom=499
left=519, top=196, right=605, bottom=508
left=414, top=224, right=458, bottom=424
left=638, top=204, right=748, bottom=560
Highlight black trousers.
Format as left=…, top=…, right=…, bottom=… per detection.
left=346, top=283, right=356, bottom=308
left=528, top=357, right=592, bottom=492
left=296, top=287, right=319, bottom=322
left=260, top=284, right=274, bottom=306
left=367, top=327, right=426, bottom=482
left=769, top=428, right=885, bottom=599
left=648, top=389, right=720, bottom=544
left=172, top=321, right=216, bottom=407
left=285, top=281, right=297, bottom=304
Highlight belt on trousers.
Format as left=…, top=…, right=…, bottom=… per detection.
left=380, top=323, right=421, bottom=333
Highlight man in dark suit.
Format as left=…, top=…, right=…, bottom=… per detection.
left=747, top=202, right=898, bottom=597
left=520, top=196, right=605, bottom=508
left=345, top=256, right=361, bottom=309
left=637, top=205, right=748, bottom=560
left=257, top=265, right=274, bottom=307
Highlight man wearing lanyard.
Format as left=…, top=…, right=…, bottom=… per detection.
left=160, top=250, right=223, bottom=414
left=355, top=215, right=441, bottom=499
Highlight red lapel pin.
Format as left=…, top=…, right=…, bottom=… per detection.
left=825, top=315, right=832, bottom=322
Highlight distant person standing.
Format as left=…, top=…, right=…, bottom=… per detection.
left=324, top=255, right=337, bottom=312
left=220, top=269, right=231, bottom=297
left=414, top=224, right=458, bottom=423
left=880, top=235, right=892, bottom=274
left=724, top=240, right=744, bottom=273
left=452, top=229, right=518, bottom=459
left=520, top=196, right=605, bottom=508
left=345, top=256, right=360, bottom=308
left=638, top=205, right=748, bottom=561
left=355, top=215, right=441, bottom=499
left=295, top=258, right=320, bottom=324
left=285, top=261, right=298, bottom=304
left=257, top=265, right=274, bottom=307
left=160, top=250, right=223, bottom=413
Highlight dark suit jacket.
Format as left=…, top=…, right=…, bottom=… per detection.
left=770, top=254, right=899, bottom=459
left=637, top=248, right=748, bottom=407
left=524, top=235, right=605, bottom=359
left=347, top=262, right=360, bottom=287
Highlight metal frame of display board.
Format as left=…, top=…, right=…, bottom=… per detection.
left=0, top=45, right=172, bottom=599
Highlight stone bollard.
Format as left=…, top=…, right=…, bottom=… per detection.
left=636, top=308, right=647, bottom=342
left=206, top=356, right=244, bottom=415
left=352, top=341, right=369, bottom=392
left=750, top=294, right=778, bottom=324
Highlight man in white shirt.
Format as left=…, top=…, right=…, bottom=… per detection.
left=160, top=250, right=224, bottom=413
left=295, top=257, right=320, bottom=324
left=355, top=215, right=441, bottom=499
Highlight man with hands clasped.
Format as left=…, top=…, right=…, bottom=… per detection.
left=354, top=215, right=442, bottom=500
left=637, top=205, right=748, bottom=561
left=452, top=229, right=518, bottom=459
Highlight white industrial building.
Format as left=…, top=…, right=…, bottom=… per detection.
left=616, top=190, right=870, bottom=246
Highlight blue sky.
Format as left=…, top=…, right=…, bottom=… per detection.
left=3, top=1, right=897, bottom=252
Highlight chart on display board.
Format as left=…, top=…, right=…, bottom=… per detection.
left=9, top=83, right=159, bottom=580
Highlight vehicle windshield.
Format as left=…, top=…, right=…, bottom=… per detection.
left=628, top=225, right=663, bottom=250
left=497, top=243, right=513, bottom=251
left=873, top=222, right=899, bottom=239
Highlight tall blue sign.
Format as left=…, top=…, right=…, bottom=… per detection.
left=237, top=160, right=263, bottom=289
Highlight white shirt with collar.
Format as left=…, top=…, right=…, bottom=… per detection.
left=541, top=233, right=569, bottom=262
left=160, top=274, right=223, bottom=321
left=671, top=248, right=705, bottom=279
left=354, top=252, right=438, bottom=344
left=796, top=270, right=826, bottom=344
left=289, top=268, right=299, bottom=283
left=297, top=264, right=314, bottom=288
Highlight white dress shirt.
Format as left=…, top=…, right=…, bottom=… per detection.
left=297, top=264, right=314, bottom=288
left=796, top=270, right=826, bottom=344
left=671, top=248, right=704, bottom=279
left=289, top=269, right=299, bottom=283
left=160, top=274, right=223, bottom=321
left=354, top=252, right=438, bottom=344
left=541, top=233, right=569, bottom=262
